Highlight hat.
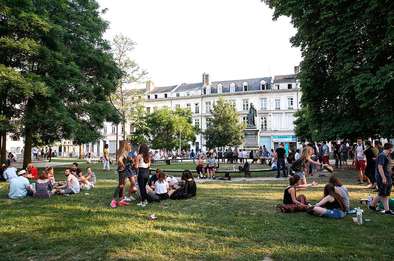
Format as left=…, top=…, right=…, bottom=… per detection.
left=18, top=170, right=27, bottom=176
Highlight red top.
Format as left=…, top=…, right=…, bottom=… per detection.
left=29, top=166, right=39, bottom=180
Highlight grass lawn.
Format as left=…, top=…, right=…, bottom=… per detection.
left=0, top=162, right=393, bottom=260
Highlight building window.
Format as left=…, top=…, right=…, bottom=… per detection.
left=261, top=116, right=267, bottom=130
left=288, top=84, right=293, bottom=89
left=176, top=93, right=180, bottom=97
left=261, top=98, right=267, bottom=110
left=147, top=95, right=150, bottom=99
left=242, top=99, right=249, bottom=111
left=205, top=101, right=211, bottom=113
left=242, top=116, right=247, bottom=124
left=217, top=83, right=223, bottom=93
left=164, top=93, right=168, bottom=98
left=186, top=103, right=191, bottom=110
left=230, top=83, right=235, bottom=93
left=206, top=118, right=212, bottom=128
left=175, top=104, right=180, bottom=109
left=154, top=94, right=158, bottom=99
left=194, top=119, right=200, bottom=129
left=112, top=125, right=116, bottom=134
left=186, top=92, right=190, bottom=96
left=275, top=84, right=280, bottom=90
left=229, top=100, right=236, bottom=109
left=260, top=80, right=266, bottom=90
left=275, top=99, right=281, bottom=110
left=288, top=97, right=294, bottom=109
left=146, top=107, right=151, bottom=113
left=194, top=103, right=200, bottom=113
left=243, top=82, right=248, bottom=91
left=203, top=88, right=207, bottom=95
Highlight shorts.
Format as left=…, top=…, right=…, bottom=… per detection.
left=294, top=171, right=305, bottom=180
left=323, top=209, right=346, bottom=219
left=356, top=160, right=366, bottom=171
left=125, top=167, right=137, bottom=178
left=377, top=178, right=392, bottom=197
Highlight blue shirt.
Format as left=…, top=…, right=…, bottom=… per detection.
left=8, top=176, right=30, bottom=199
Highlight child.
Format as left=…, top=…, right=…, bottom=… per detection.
left=277, top=175, right=308, bottom=213
left=35, top=170, right=54, bottom=198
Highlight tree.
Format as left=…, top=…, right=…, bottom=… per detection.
left=204, top=97, right=244, bottom=149
left=0, top=1, right=122, bottom=167
left=110, top=34, right=147, bottom=142
left=264, top=0, right=394, bottom=140
left=146, top=108, right=196, bottom=151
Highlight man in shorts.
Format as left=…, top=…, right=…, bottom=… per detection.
left=355, top=138, right=366, bottom=184
left=369, top=143, right=394, bottom=215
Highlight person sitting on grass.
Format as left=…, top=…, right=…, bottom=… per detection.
left=170, top=170, right=197, bottom=200
left=277, top=175, right=308, bottom=213
left=57, top=169, right=80, bottom=195
left=328, top=176, right=350, bottom=212
left=26, top=163, right=39, bottom=180
left=148, top=171, right=170, bottom=202
left=85, top=167, right=96, bottom=187
left=8, top=170, right=35, bottom=199
left=35, top=170, right=55, bottom=198
left=308, top=184, right=346, bottom=219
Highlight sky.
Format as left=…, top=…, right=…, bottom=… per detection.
left=98, top=0, right=301, bottom=87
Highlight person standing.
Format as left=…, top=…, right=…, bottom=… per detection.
left=364, top=141, right=378, bottom=189
left=369, top=143, right=394, bottom=215
left=103, top=144, right=110, bottom=171
left=110, top=142, right=131, bottom=208
left=190, top=149, right=196, bottom=164
left=135, top=144, right=151, bottom=207
left=355, top=138, right=366, bottom=184
left=276, top=143, right=287, bottom=178
left=322, top=141, right=330, bottom=165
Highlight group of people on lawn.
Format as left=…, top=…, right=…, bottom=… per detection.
left=279, top=142, right=394, bottom=218
left=2, top=160, right=96, bottom=199
left=110, top=142, right=197, bottom=208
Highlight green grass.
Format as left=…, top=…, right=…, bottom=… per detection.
left=0, top=162, right=393, bottom=260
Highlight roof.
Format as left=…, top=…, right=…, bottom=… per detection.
left=173, top=82, right=202, bottom=93
left=273, top=74, right=297, bottom=84
left=150, top=85, right=178, bottom=94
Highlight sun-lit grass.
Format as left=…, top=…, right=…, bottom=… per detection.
left=0, top=162, right=393, bottom=260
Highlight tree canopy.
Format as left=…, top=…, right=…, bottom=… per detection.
left=264, top=0, right=394, bottom=141
left=0, top=0, right=122, bottom=166
left=204, top=97, right=244, bottom=149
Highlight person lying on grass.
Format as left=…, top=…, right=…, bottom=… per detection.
left=34, top=170, right=55, bottom=198
left=308, top=184, right=346, bottom=219
left=56, top=169, right=80, bottom=195
left=277, top=175, right=309, bottom=213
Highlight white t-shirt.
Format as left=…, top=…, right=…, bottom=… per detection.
left=8, top=176, right=30, bottom=199
left=68, top=175, right=80, bottom=193
left=154, top=180, right=168, bottom=194
left=4, top=167, right=17, bottom=181
left=295, top=152, right=301, bottom=160
left=356, top=144, right=365, bottom=161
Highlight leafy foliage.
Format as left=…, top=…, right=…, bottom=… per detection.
left=204, top=97, right=244, bottom=149
left=264, top=0, right=394, bottom=140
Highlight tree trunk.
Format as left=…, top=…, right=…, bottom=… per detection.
left=23, top=127, right=32, bottom=168
left=115, top=124, right=119, bottom=161
left=0, top=131, right=6, bottom=163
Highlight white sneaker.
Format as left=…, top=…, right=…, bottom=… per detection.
left=137, top=202, right=144, bottom=207
left=124, top=196, right=136, bottom=202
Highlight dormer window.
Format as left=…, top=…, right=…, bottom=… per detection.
left=164, top=93, right=168, bottom=98
left=243, top=82, right=248, bottom=91
left=288, top=84, right=293, bottom=89
left=154, top=94, right=158, bottom=99
left=230, top=83, right=235, bottom=93
left=176, top=93, right=180, bottom=97
left=217, top=83, right=223, bottom=93
left=260, top=80, right=266, bottom=90
left=203, top=87, right=207, bottom=95
left=147, top=95, right=150, bottom=99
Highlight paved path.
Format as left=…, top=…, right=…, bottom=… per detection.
left=195, top=176, right=288, bottom=183
left=15, top=161, right=73, bottom=169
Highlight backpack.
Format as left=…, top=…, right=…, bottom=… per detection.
left=291, top=159, right=304, bottom=173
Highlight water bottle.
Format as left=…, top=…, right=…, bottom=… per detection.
left=356, top=208, right=363, bottom=225
left=367, top=194, right=372, bottom=207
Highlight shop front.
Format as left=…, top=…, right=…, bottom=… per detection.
left=272, top=135, right=297, bottom=153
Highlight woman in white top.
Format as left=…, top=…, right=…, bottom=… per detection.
left=154, top=171, right=169, bottom=200
left=135, top=144, right=151, bottom=207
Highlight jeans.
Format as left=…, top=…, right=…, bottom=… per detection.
left=277, top=158, right=287, bottom=177
left=138, top=168, right=149, bottom=202
left=103, top=159, right=110, bottom=170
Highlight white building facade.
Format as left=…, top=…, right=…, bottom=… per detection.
left=142, top=72, right=301, bottom=152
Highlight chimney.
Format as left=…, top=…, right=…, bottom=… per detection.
left=202, top=73, right=210, bottom=87
left=146, top=80, right=155, bottom=93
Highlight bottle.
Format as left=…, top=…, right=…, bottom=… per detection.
left=367, top=194, right=372, bottom=207
left=356, top=208, right=363, bottom=225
